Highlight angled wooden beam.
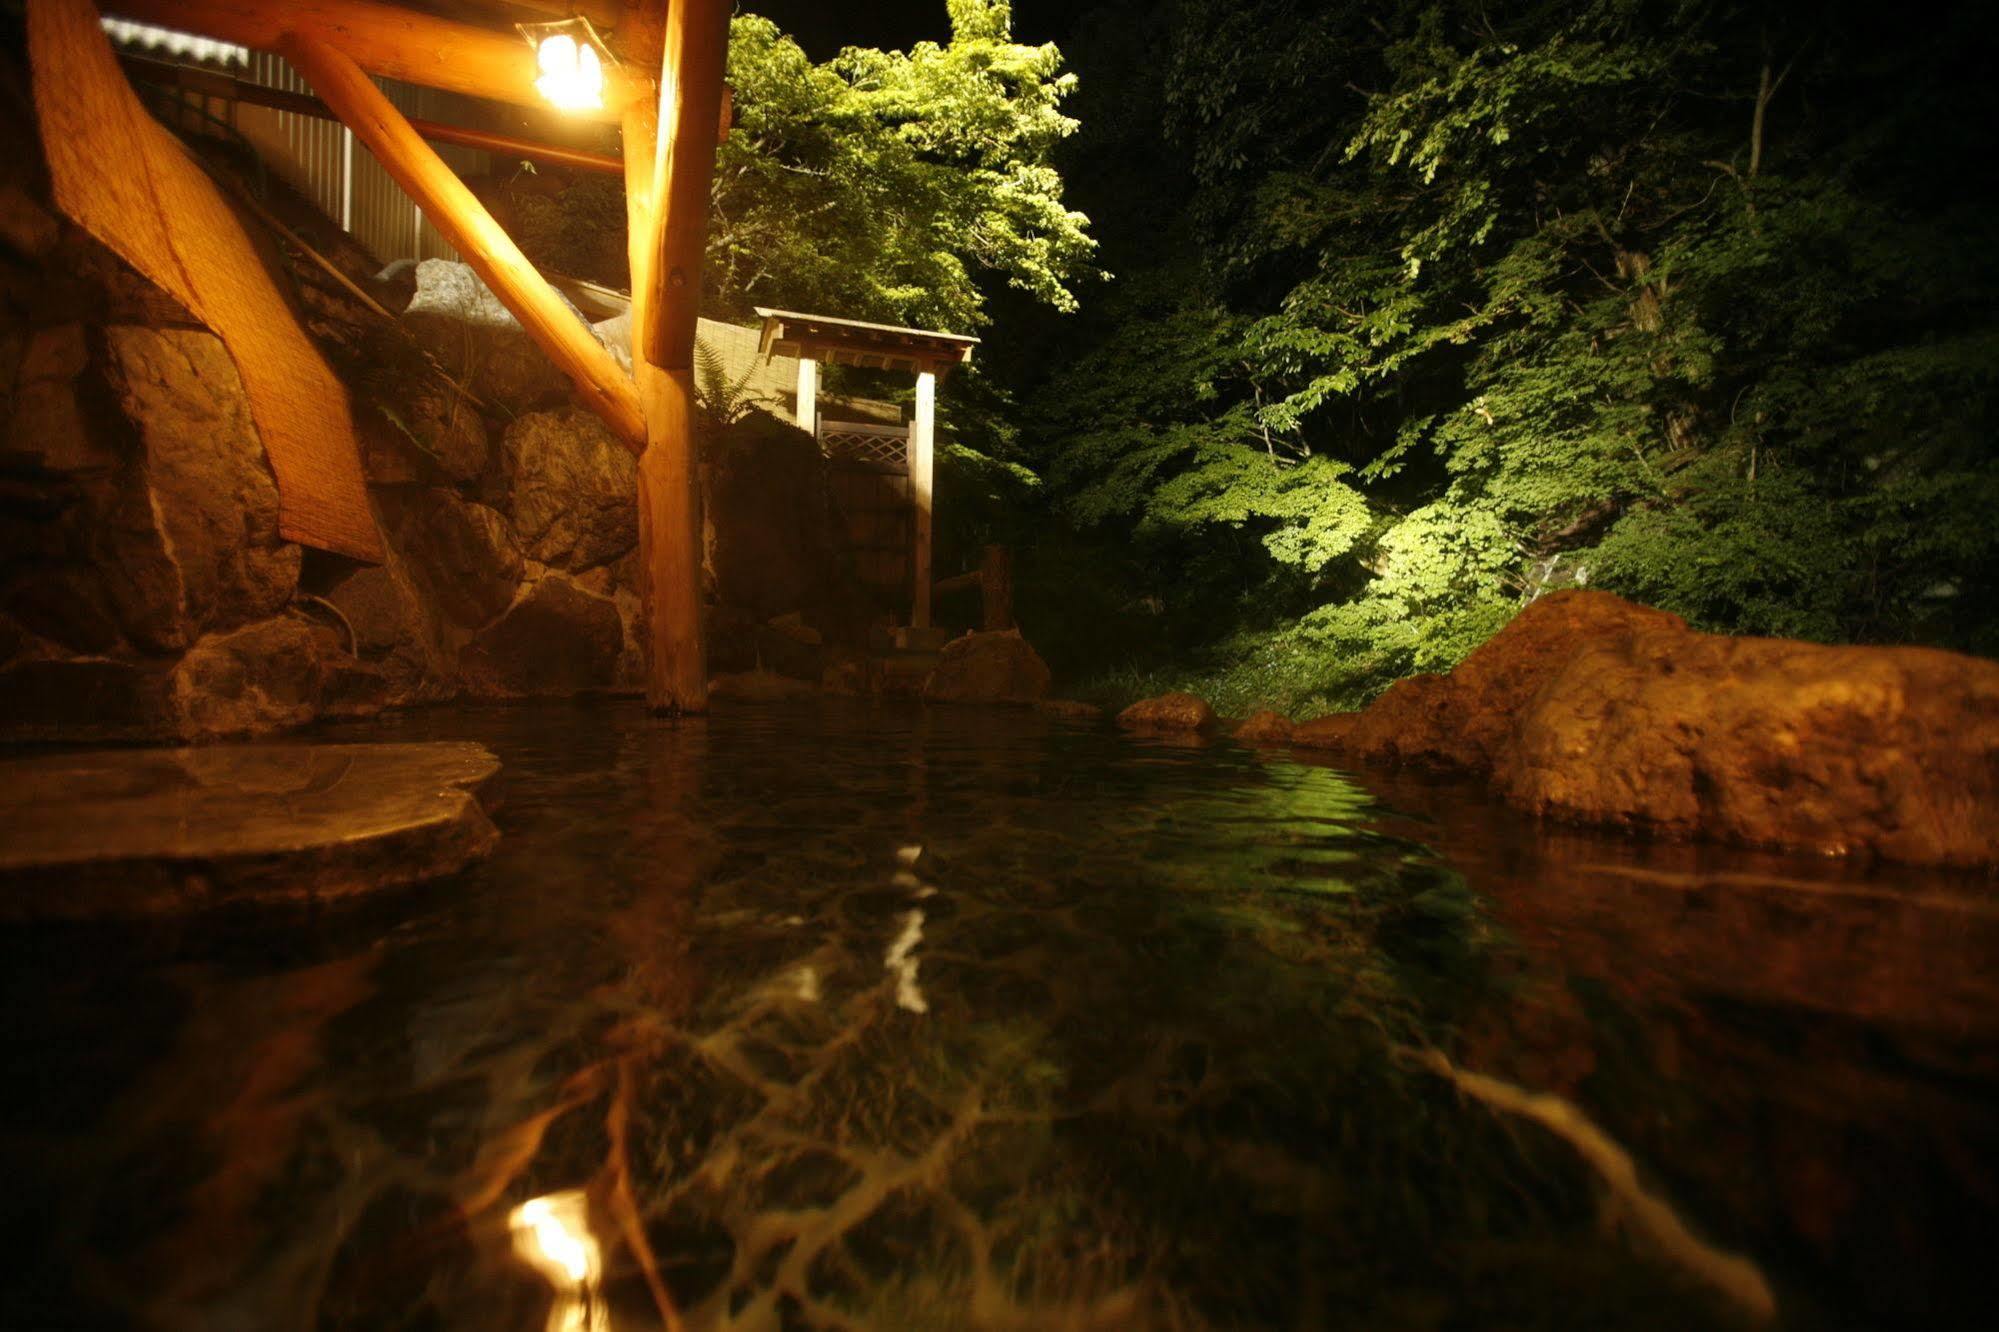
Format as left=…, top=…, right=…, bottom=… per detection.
left=620, top=0, right=729, bottom=714
left=281, top=29, right=645, bottom=451
left=105, top=0, right=639, bottom=119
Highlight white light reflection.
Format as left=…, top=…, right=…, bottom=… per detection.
left=885, top=908, right=929, bottom=1013
left=509, top=1191, right=610, bottom=1332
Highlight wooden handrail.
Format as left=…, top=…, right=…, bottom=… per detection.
left=931, top=546, right=1015, bottom=631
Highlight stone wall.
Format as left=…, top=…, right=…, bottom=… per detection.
left=3, top=99, right=867, bottom=742
left=0, top=152, right=349, bottom=741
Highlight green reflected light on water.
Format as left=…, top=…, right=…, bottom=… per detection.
left=1, top=699, right=1992, bottom=1331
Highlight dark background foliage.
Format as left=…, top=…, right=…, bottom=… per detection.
left=721, top=2, right=1999, bottom=711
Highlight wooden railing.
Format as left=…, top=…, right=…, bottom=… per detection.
left=933, top=544, right=1014, bottom=632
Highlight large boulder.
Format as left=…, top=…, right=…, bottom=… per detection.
left=1294, top=590, right=1999, bottom=868
left=399, top=259, right=595, bottom=413
left=459, top=573, right=623, bottom=698
left=1293, top=592, right=1680, bottom=772
left=702, top=409, right=864, bottom=644
left=0, top=616, right=339, bottom=742
left=170, top=616, right=329, bottom=738
left=319, top=561, right=449, bottom=706
left=924, top=629, right=1051, bottom=704
left=99, top=326, right=301, bottom=634
left=499, top=407, right=638, bottom=570
left=4, top=323, right=301, bottom=656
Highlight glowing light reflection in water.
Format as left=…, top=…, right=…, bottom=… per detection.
left=509, top=1191, right=610, bottom=1332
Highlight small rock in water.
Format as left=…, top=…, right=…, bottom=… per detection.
left=1118, top=692, right=1216, bottom=732
left=1233, top=710, right=1294, bottom=745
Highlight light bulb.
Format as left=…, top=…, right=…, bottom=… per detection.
left=534, top=33, right=604, bottom=112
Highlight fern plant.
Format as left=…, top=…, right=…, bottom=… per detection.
left=694, top=337, right=760, bottom=433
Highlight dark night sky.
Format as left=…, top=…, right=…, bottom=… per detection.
left=744, top=1, right=1088, bottom=59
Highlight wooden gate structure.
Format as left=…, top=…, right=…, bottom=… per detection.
left=42, top=0, right=733, bottom=712
left=756, top=308, right=979, bottom=632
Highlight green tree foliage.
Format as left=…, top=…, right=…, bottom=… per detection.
left=710, top=0, right=1098, bottom=330
left=1025, top=0, right=1999, bottom=709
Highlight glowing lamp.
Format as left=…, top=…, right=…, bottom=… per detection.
left=518, top=19, right=613, bottom=113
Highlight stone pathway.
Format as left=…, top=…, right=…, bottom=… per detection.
left=0, top=741, right=501, bottom=920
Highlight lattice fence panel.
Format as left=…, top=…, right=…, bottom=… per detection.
left=818, top=423, right=909, bottom=470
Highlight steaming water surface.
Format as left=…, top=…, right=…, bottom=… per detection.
left=2, top=699, right=1992, bottom=1330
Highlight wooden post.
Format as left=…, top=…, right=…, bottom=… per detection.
left=624, top=0, right=731, bottom=713
left=911, top=367, right=937, bottom=630
left=795, top=356, right=818, bottom=439
left=980, top=544, right=1013, bottom=631
left=280, top=32, right=645, bottom=451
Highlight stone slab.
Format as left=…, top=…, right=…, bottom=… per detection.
left=0, top=741, right=501, bottom=920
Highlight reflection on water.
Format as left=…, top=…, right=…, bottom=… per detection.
left=0, top=698, right=1993, bottom=1331
left=510, top=1192, right=607, bottom=1332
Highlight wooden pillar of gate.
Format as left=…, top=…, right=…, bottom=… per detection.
left=910, top=367, right=937, bottom=630
left=795, top=356, right=818, bottom=439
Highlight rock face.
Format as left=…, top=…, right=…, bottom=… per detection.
left=400, top=258, right=587, bottom=413
left=171, top=617, right=331, bottom=737
left=500, top=408, right=638, bottom=570
left=0, top=191, right=880, bottom=737
left=375, top=487, right=524, bottom=633
left=103, top=326, right=302, bottom=636
left=4, top=323, right=301, bottom=657
left=924, top=629, right=1052, bottom=704
left=1294, top=590, right=1999, bottom=868
left=703, top=410, right=864, bottom=640
left=1118, top=692, right=1216, bottom=732
left=0, top=212, right=386, bottom=740
left=0, top=741, right=502, bottom=920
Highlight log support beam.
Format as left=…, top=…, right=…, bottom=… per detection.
left=281, top=30, right=644, bottom=451
left=623, top=0, right=731, bottom=714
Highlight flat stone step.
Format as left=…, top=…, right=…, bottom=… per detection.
left=0, top=741, right=501, bottom=922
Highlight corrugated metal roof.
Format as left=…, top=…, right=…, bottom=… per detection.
left=101, top=17, right=249, bottom=68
